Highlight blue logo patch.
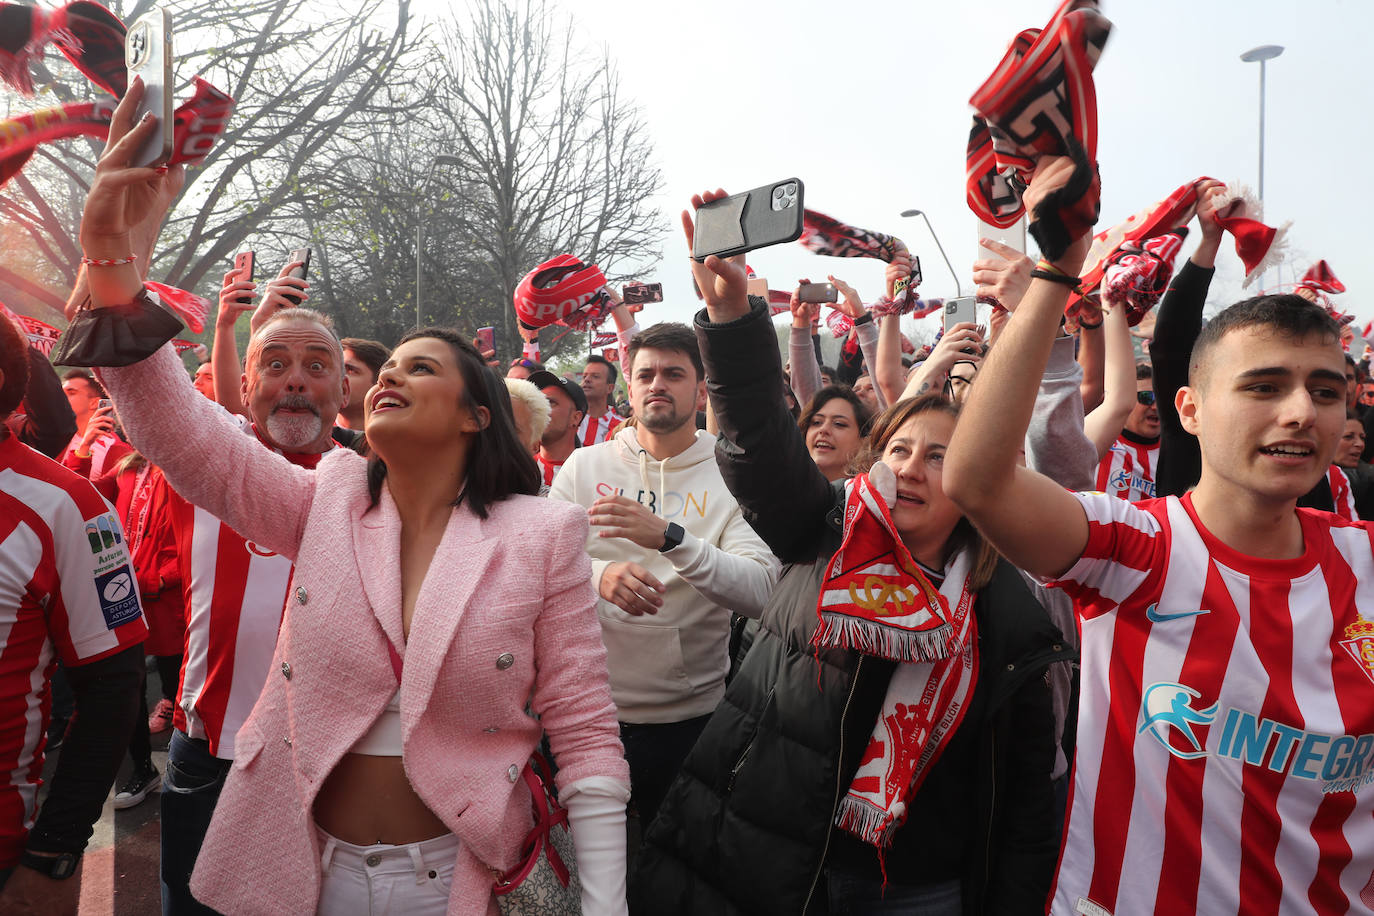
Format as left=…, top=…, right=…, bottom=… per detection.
left=94, top=565, right=140, bottom=630
left=1145, top=604, right=1210, bottom=624
left=1140, top=682, right=1218, bottom=760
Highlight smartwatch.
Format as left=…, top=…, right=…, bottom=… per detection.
left=20, top=850, right=80, bottom=880
left=659, top=522, right=685, bottom=553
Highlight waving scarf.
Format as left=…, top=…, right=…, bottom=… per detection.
left=800, top=210, right=922, bottom=310
left=812, top=466, right=979, bottom=846
left=967, top=0, right=1111, bottom=260
left=1, top=303, right=61, bottom=356
left=0, top=77, right=234, bottom=189
left=1072, top=179, right=1287, bottom=315
left=0, top=1, right=127, bottom=97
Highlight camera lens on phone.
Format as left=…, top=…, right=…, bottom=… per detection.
left=773, top=187, right=784, bottom=199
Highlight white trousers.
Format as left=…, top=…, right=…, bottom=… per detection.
left=315, top=826, right=460, bottom=916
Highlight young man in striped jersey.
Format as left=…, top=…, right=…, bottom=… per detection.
left=0, top=316, right=145, bottom=911
left=578, top=354, right=623, bottom=446
left=1094, top=363, right=1160, bottom=502
left=948, top=156, right=1374, bottom=915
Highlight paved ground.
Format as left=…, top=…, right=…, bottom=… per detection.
left=40, top=664, right=169, bottom=915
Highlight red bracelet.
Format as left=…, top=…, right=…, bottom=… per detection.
left=81, top=254, right=137, bottom=267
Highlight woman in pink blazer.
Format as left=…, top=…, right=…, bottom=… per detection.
left=98, top=322, right=630, bottom=915
left=85, top=86, right=628, bottom=914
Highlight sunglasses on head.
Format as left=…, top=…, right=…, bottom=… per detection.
left=1136, top=391, right=1156, bottom=407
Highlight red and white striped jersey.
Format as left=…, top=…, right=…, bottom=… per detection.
left=1047, top=491, right=1374, bottom=916
left=536, top=452, right=565, bottom=489
left=60, top=430, right=131, bottom=481
left=0, top=435, right=147, bottom=867
left=577, top=411, right=622, bottom=448
left=168, top=429, right=326, bottom=760
left=1329, top=465, right=1360, bottom=522
left=1094, top=434, right=1159, bottom=502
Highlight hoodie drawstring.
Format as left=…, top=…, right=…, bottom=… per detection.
left=634, top=444, right=671, bottom=519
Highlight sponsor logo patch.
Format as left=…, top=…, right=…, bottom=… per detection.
left=94, top=565, right=141, bottom=630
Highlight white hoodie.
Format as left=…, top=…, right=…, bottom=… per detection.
left=549, top=425, right=780, bottom=724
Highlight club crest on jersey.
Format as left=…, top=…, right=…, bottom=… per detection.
left=1140, top=682, right=1217, bottom=760
left=1339, top=615, right=1374, bottom=686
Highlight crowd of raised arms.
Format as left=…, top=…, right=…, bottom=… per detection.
left=3, top=2, right=1374, bottom=915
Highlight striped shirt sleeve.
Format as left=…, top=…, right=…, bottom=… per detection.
left=1044, top=491, right=1163, bottom=619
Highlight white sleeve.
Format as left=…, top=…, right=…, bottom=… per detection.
left=562, top=776, right=630, bottom=916
left=662, top=509, right=781, bottom=618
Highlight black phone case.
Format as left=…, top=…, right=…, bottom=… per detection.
left=692, top=178, right=805, bottom=262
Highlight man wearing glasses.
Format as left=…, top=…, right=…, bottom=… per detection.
left=1094, top=363, right=1160, bottom=501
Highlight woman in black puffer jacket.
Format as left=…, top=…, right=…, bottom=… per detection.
left=630, top=298, right=1068, bottom=916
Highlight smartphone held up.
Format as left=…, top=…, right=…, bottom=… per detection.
left=125, top=7, right=174, bottom=168
left=282, top=248, right=311, bottom=306
left=692, top=179, right=805, bottom=262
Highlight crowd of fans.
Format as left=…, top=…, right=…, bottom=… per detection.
left=4, top=4, right=1374, bottom=916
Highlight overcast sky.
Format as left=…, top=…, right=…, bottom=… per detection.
left=417, top=0, right=1371, bottom=339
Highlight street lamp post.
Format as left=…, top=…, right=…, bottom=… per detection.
left=416, top=154, right=461, bottom=329
left=899, top=209, right=962, bottom=297
left=1240, top=44, right=1283, bottom=289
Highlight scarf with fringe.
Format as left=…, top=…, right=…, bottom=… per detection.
left=812, top=470, right=979, bottom=846
left=1072, top=179, right=1288, bottom=320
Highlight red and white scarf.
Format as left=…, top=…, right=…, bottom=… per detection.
left=800, top=210, right=921, bottom=312
left=966, top=0, right=1111, bottom=260
left=1073, top=179, right=1287, bottom=310
left=812, top=467, right=979, bottom=846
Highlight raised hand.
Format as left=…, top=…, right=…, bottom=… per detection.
left=790, top=278, right=818, bottom=329
left=80, top=77, right=182, bottom=260
left=680, top=190, right=749, bottom=321
left=829, top=275, right=865, bottom=319
left=885, top=255, right=912, bottom=300
left=217, top=270, right=257, bottom=328
left=1194, top=179, right=1227, bottom=242
left=249, top=262, right=309, bottom=334
left=972, top=238, right=1034, bottom=311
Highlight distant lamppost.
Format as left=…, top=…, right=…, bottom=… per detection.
left=416, top=154, right=461, bottom=329
left=899, top=209, right=962, bottom=297
left=1240, top=44, right=1283, bottom=289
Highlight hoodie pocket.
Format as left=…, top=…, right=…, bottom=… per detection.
left=598, top=616, right=693, bottom=715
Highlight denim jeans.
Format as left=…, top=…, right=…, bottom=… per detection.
left=160, top=730, right=231, bottom=916
left=827, top=872, right=962, bottom=916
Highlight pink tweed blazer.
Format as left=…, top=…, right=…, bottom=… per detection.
left=101, top=347, right=628, bottom=915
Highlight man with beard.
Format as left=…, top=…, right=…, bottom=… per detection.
left=578, top=354, right=623, bottom=446
left=1094, top=363, right=1160, bottom=501
left=154, top=308, right=347, bottom=914
left=549, top=322, right=779, bottom=830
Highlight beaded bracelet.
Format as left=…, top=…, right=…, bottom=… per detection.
left=81, top=254, right=137, bottom=267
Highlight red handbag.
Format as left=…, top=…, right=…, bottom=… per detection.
left=492, top=753, right=581, bottom=914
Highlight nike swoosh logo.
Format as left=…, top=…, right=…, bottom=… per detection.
left=1145, top=604, right=1211, bottom=624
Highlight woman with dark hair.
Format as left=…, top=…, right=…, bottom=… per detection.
left=76, top=83, right=630, bottom=915
left=797, top=385, right=872, bottom=482
left=630, top=196, right=1066, bottom=915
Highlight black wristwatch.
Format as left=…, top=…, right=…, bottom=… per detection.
left=20, top=850, right=80, bottom=880
left=659, top=522, right=685, bottom=553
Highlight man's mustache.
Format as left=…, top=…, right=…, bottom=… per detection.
left=272, top=395, right=320, bottom=416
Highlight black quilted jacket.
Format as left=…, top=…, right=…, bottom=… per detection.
left=629, top=300, right=1068, bottom=916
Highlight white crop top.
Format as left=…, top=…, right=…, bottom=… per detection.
left=349, top=688, right=403, bottom=756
